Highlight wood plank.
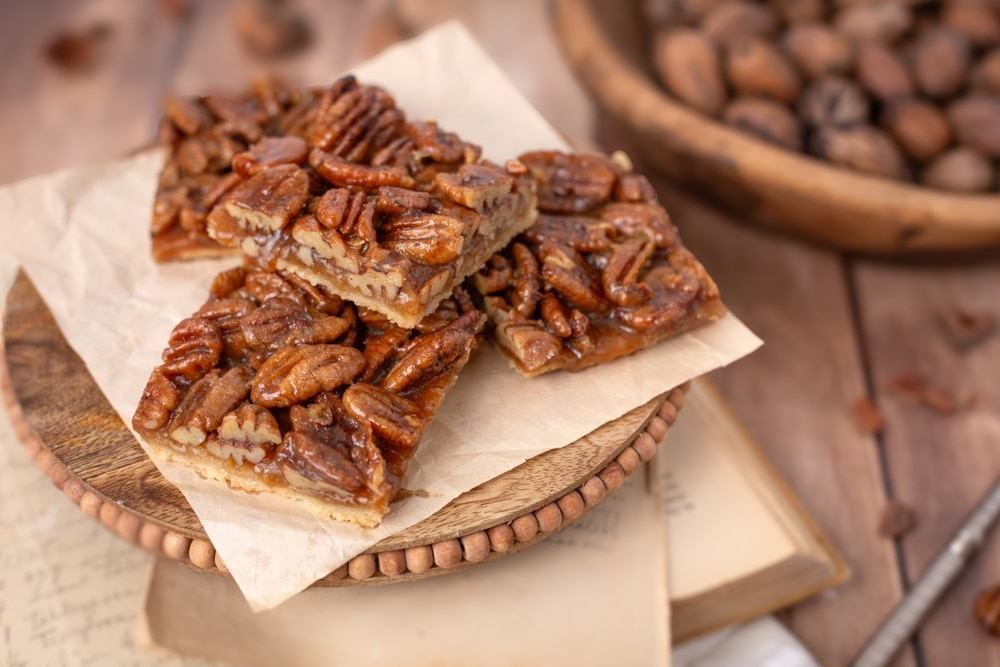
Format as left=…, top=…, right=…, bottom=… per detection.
left=0, top=0, right=185, bottom=184
left=621, top=167, right=917, bottom=666
left=854, top=258, right=1000, bottom=667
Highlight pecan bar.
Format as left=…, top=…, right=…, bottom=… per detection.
left=205, top=124, right=536, bottom=329
left=469, top=151, right=726, bottom=377
left=152, top=75, right=408, bottom=261
left=132, top=265, right=485, bottom=527
left=151, top=76, right=311, bottom=262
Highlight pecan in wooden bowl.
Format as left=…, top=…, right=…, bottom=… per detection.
left=554, top=0, right=1000, bottom=254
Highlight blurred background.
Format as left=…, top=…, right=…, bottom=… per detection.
left=0, top=0, right=593, bottom=184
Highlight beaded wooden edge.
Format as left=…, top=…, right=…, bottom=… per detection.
left=1, top=270, right=688, bottom=586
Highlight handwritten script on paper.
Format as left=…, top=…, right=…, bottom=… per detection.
left=663, top=469, right=697, bottom=518
left=0, top=408, right=206, bottom=666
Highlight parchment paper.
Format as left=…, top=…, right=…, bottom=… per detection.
left=0, top=22, right=761, bottom=611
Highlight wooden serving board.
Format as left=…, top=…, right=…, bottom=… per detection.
left=2, top=270, right=686, bottom=585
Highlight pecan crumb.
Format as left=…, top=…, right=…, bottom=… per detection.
left=974, top=583, right=1000, bottom=636
left=233, top=0, right=310, bottom=60
left=44, top=23, right=113, bottom=72
left=888, top=369, right=926, bottom=402
left=158, top=0, right=191, bottom=21
left=853, top=397, right=884, bottom=434
left=962, top=392, right=982, bottom=410
left=922, top=386, right=956, bottom=416
left=887, top=370, right=964, bottom=416
left=878, top=499, right=916, bottom=539
left=938, top=307, right=995, bottom=352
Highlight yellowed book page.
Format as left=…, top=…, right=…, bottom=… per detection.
left=0, top=290, right=206, bottom=665
left=143, top=468, right=670, bottom=667
left=664, top=385, right=797, bottom=601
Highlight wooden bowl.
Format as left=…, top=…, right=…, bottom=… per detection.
left=553, top=0, right=1000, bottom=254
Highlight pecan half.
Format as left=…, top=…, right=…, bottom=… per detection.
left=160, top=317, right=224, bottom=382
left=524, top=214, right=613, bottom=253
left=569, top=308, right=589, bottom=339
left=600, top=202, right=676, bottom=249
left=209, top=266, right=249, bottom=298
left=176, top=137, right=211, bottom=174
left=194, top=297, right=256, bottom=335
left=539, top=292, right=573, bottom=338
left=602, top=237, right=655, bottom=307
left=293, top=315, right=352, bottom=345
left=615, top=173, right=658, bottom=203
left=371, top=135, right=416, bottom=168
left=133, top=370, right=180, bottom=431
left=206, top=403, right=281, bottom=466
left=224, top=164, right=309, bottom=232
left=291, top=216, right=362, bottom=275
left=201, top=172, right=244, bottom=211
left=152, top=185, right=189, bottom=235
left=251, top=344, right=365, bottom=407
left=379, top=213, right=466, bottom=266
left=242, top=297, right=312, bottom=351
left=168, top=365, right=254, bottom=446
left=472, top=254, right=513, bottom=295
left=520, top=151, right=617, bottom=213
left=164, top=94, right=209, bottom=135
left=309, top=84, right=394, bottom=153
left=244, top=271, right=305, bottom=305
left=359, top=327, right=412, bottom=383
left=276, top=431, right=367, bottom=497
left=203, top=93, right=270, bottom=126
left=328, top=100, right=404, bottom=163
left=282, top=272, right=345, bottom=315
left=311, top=149, right=413, bottom=189
left=615, top=264, right=700, bottom=331
left=342, top=383, right=426, bottom=449
left=232, top=136, right=309, bottom=178
left=434, top=164, right=514, bottom=213
left=314, top=187, right=375, bottom=241
left=510, top=241, right=542, bottom=317
left=496, top=318, right=563, bottom=372
left=375, top=186, right=432, bottom=215
left=539, top=245, right=608, bottom=314
left=380, top=310, right=485, bottom=394
left=405, top=120, right=471, bottom=164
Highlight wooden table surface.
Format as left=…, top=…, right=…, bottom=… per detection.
left=2, top=1, right=999, bottom=666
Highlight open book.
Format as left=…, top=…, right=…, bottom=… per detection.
left=666, top=380, right=849, bottom=642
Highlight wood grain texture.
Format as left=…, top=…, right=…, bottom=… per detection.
left=554, top=0, right=1000, bottom=255
left=611, top=170, right=917, bottom=666
left=854, top=259, right=1000, bottom=667
left=3, top=270, right=672, bottom=569
left=0, top=0, right=184, bottom=184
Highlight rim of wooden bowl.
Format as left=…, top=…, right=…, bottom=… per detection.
left=553, top=0, right=1000, bottom=254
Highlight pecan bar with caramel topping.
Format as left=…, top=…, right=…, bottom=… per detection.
left=205, top=131, right=536, bottom=329
left=152, top=75, right=416, bottom=262
left=152, top=72, right=538, bottom=308
left=469, top=151, right=726, bottom=377
left=132, top=265, right=485, bottom=527
left=151, top=76, right=310, bottom=262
